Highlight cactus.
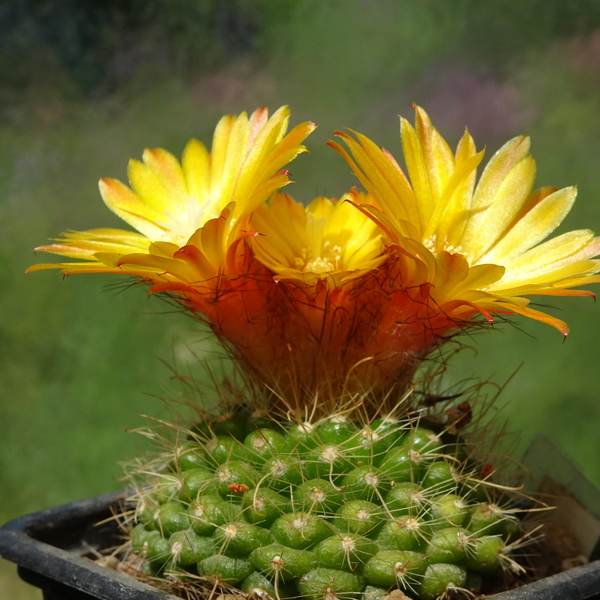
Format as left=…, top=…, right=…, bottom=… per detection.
left=124, top=406, right=524, bottom=600
left=29, top=105, right=600, bottom=598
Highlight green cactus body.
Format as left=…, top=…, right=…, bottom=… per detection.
left=128, top=415, right=520, bottom=600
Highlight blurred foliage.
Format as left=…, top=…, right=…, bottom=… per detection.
left=0, top=0, right=296, bottom=123
left=455, top=0, right=600, bottom=69
left=4, top=0, right=600, bottom=124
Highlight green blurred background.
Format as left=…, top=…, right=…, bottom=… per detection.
left=3, top=0, right=600, bottom=596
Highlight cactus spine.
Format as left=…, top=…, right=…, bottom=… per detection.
left=124, top=405, right=524, bottom=600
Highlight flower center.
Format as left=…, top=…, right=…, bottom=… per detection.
left=423, top=234, right=468, bottom=261
left=295, top=240, right=343, bottom=273
left=293, top=211, right=343, bottom=273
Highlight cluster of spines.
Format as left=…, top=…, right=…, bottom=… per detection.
left=127, top=411, right=522, bottom=600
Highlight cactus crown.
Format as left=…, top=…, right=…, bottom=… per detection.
left=119, top=388, right=530, bottom=600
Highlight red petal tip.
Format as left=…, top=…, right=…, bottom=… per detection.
left=333, top=130, right=350, bottom=139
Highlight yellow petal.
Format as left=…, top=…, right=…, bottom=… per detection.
left=182, top=138, right=210, bottom=202
left=400, top=117, right=434, bottom=230
left=432, top=251, right=470, bottom=300
left=117, top=252, right=197, bottom=282
left=216, top=112, right=252, bottom=206
left=331, top=131, right=420, bottom=232
left=142, top=148, right=187, bottom=208
left=487, top=300, right=570, bottom=337
left=470, top=135, right=531, bottom=212
left=462, top=155, right=537, bottom=261
left=481, top=186, right=577, bottom=264
left=209, top=113, right=239, bottom=200
left=425, top=149, right=485, bottom=243
left=414, top=105, right=455, bottom=204
left=99, top=178, right=167, bottom=239
left=450, top=262, right=506, bottom=298
left=127, top=150, right=184, bottom=214
left=31, top=228, right=150, bottom=263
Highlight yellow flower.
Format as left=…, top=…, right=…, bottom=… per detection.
left=28, top=106, right=316, bottom=285
left=329, top=105, right=600, bottom=336
left=248, top=190, right=385, bottom=284
left=27, top=105, right=600, bottom=417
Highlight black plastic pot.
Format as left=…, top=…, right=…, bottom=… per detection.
left=2, top=489, right=600, bottom=600
left=0, top=491, right=177, bottom=600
